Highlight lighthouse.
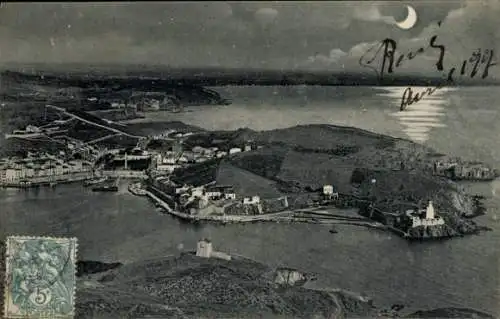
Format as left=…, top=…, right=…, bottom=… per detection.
left=425, top=201, right=435, bottom=219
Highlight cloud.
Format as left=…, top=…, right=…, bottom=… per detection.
left=254, top=7, right=279, bottom=26
left=0, top=0, right=495, bottom=80
left=305, top=0, right=500, bottom=80
left=303, top=49, right=347, bottom=69
left=353, top=5, right=397, bottom=25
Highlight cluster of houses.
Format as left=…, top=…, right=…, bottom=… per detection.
left=94, top=93, right=183, bottom=113
left=153, top=143, right=258, bottom=173
left=432, top=158, right=497, bottom=180
left=148, top=175, right=275, bottom=216
left=178, top=184, right=262, bottom=208
left=0, top=153, right=91, bottom=183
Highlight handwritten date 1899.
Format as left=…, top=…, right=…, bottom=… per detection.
left=359, top=37, right=497, bottom=82
left=399, top=49, right=497, bottom=111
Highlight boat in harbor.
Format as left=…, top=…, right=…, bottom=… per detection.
left=128, top=182, right=147, bottom=196
left=91, top=177, right=119, bottom=192
left=329, top=227, right=339, bottom=234
left=92, top=184, right=119, bottom=192
left=84, top=176, right=108, bottom=187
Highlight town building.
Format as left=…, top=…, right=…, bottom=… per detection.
left=224, top=192, right=236, bottom=200
left=175, top=185, right=190, bottom=194
left=206, top=185, right=235, bottom=200
left=229, top=148, right=242, bottom=155
left=243, top=195, right=260, bottom=205
left=191, top=187, right=205, bottom=198
left=322, top=185, right=339, bottom=200
left=453, top=164, right=495, bottom=180
left=216, top=151, right=228, bottom=158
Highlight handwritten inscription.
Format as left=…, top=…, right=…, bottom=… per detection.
left=359, top=37, right=446, bottom=79
left=400, top=86, right=442, bottom=111
left=399, top=49, right=497, bottom=110
left=359, top=22, right=498, bottom=111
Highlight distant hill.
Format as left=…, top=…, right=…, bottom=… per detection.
left=2, top=64, right=500, bottom=86
left=0, top=70, right=231, bottom=107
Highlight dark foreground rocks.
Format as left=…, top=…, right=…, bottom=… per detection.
left=405, top=307, right=496, bottom=318
left=76, top=253, right=375, bottom=319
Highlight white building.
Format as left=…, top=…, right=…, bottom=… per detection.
left=5, top=168, right=17, bottom=181
left=191, top=187, right=205, bottom=198
left=206, top=190, right=222, bottom=199
left=178, top=156, right=189, bottom=164
left=216, top=151, right=228, bottom=158
left=224, top=193, right=236, bottom=200
left=175, top=186, right=190, bottom=194
left=162, top=157, right=177, bottom=164
left=323, top=185, right=334, bottom=195
left=244, top=145, right=252, bottom=152
left=243, top=195, right=260, bottom=205
left=323, top=185, right=339, bottom=200
left=229, top=148, right=242, bottom=155
left=156, top=164, right=179, bottom=173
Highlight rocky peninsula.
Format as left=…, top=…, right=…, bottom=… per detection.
left=145, top=123, right=496, bottom=240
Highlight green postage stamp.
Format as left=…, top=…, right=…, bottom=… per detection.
left=3, top=236, right=77, bottom=318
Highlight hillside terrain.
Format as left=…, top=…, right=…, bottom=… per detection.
left=178, top=124, right=483, bottom=215
left=76, top=253, right=366, bottom=319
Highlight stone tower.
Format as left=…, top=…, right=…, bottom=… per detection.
left=196, top=239, right=213, bottom=258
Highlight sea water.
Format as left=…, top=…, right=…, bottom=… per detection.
left=1, top=85, right=499, bottom=315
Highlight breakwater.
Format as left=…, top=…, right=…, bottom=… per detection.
left=101, top=170, right=148, bottom=179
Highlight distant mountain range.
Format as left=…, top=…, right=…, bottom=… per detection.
left=1, top=63, right=499, bottom=88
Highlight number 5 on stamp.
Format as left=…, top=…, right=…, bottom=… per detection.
left=3, top=236, right=77, bottom=319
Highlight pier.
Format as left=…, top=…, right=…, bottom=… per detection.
left=101, top=170, right=148, bottom=179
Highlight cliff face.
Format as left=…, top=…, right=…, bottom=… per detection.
left=407, top=224, right=457, bottom=239
left=273, top=267, right=307, bottom=286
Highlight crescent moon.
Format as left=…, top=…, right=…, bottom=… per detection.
left=396, top=5, right=418, bottom=30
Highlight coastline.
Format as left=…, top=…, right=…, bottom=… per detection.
left=144, top=188, right=388, bottom=229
